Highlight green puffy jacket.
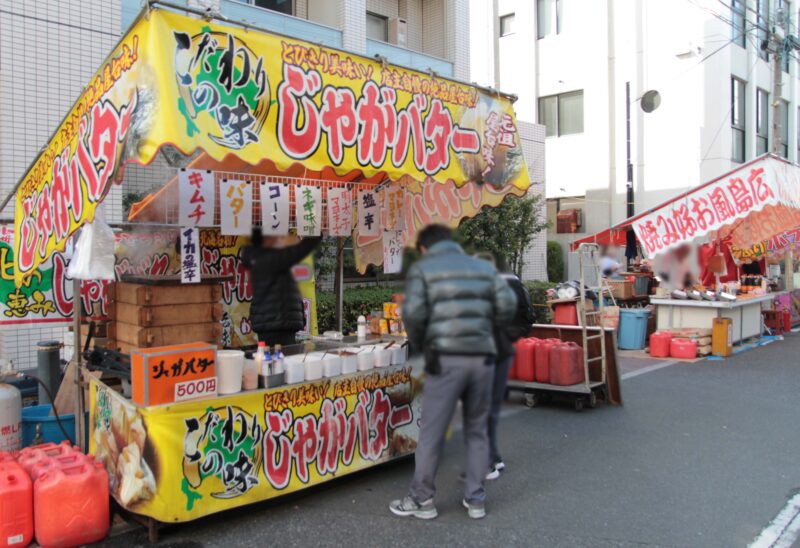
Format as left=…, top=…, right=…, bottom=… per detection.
left=403, top=240, right=517, bottom=357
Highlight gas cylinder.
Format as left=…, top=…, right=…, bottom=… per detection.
left=0, top=461, right=33, bottom=548
left=535, top=338, right=559, bottom=383
left=516, top=338, right=538, bottom=382
left=0, top=385, right=21, bottom=453
left=551, top=342, right=585, bottom=386
left=649, top=331, right=673, bottom=358
left=34, top=461, right=109, bottom=547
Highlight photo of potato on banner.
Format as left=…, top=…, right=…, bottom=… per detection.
left=13, top=8, right=529, bottom=286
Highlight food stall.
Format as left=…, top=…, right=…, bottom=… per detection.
left=572, top=154, right=800, bottom=349
left=6, top=2, right=532, bottom=534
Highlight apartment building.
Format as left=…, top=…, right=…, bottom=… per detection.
left=472, top=0, right=799, bottom=279
left=0, top=0, right=470, bottom=369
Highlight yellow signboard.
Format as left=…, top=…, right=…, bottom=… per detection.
left=14, top=8, right=530, bottom=286
left=90, top=361, right=422, bottom=522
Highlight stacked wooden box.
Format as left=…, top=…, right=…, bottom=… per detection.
left=106, top=281, right=223, bottom=355
left=660, top=327, right=712, bottom=357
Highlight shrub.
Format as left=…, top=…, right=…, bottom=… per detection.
left=523, top=280, right=557, bottom=324
left=317, top=287, right=398, bottom=334
left=546, top=241, right=565, bottom=283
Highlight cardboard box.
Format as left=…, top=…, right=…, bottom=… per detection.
left=131, top=342, right=217, bottom=406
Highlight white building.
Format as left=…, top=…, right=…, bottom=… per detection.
left=472, top=0, right=798, bottom=279
left=0, top=0, right=470, bottom=370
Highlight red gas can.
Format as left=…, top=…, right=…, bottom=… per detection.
left=515, top=338, right=538, bottom=382
left=649, top=331, right=673, bottom=358
left=550, top=342, right=585, bottom=386
left=0, top=461, right=33, bottom=548
left=17, top=442, right=78, bottom=478
left=29, top=453, right=90, bottom=482
left=34, top=461, right=109, bottom=547
left=553, top=303, right=579, bottom=325
left=670, top=338, right=698, bottom=359
left=535, top=338, right=559, bottom=383
left=784, top=311, right=792, bottom=333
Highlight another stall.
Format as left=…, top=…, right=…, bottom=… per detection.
left=572, top=154, right=800, bottom=354
left=7, top=2, right=532, bottom=533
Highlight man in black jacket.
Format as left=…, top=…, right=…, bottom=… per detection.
left=389, top=225, right=516, bottom=521
left=243, top=230, right=321, bottom=346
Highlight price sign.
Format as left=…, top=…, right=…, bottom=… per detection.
left=174, top=377, right=218, bottom=402
left=131, top=342, right=217, bottom=406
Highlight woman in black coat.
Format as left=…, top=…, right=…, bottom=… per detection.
left=243, top=230, right=321, bottom=346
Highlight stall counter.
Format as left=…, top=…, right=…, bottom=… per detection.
left=650, top=293, right=782, bottom=343
left=89, top=358, right=422, bottom=523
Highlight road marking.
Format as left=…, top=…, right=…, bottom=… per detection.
left=620, top=359, right=680, bottom=380
left=750, top=494, right=800, bottom=548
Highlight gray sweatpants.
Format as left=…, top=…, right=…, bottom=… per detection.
left=408, top=355, right=493, bottom=505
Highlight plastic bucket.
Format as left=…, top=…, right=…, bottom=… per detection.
left=617, top=309, right=650, bottom=350
left=217, top=350, right=245, bottom=394
left=21, top=405, right=86, bottom=447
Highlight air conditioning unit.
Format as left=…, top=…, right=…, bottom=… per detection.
left=556, top=208, right=582, bottom=234
left=388, top=17, right=407, bottom=47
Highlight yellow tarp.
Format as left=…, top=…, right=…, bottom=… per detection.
left=13, top=7, right=530, bottom=285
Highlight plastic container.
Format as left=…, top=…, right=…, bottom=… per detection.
left=784, top=311, right=792, bottom=333
left=17, top=441, right=79, bottom=477
left=34, top=460, right=109, bottom=547
left=553, top=303, right=579, bottom=326
left=21, top=405, right=79, bottom=447
left=338, top=350, right=359, bottom=374
left=357, top=349, right=375, bottom=371
left=617, top=309, right=650, bottom=350
left=390, top=345, right=408, bottom=365
left=550, top=342, right=585, bottom=386
left=304, top=355, right=323, bottom=381
left=515, top=338, right=537, bottom=382
left=321, top=354, right=342, bottom=378
left=29, top=452, right=89, bottom=482
left=0, top=461, right=33, bottom=548
left=374, top=348, right=392, bottom=368
left=217, top=350, right=245, bottom=394
left=535, top=338, right=559, bottom=383
left=649, top=331, right=673, bottom=358
left=284, top=356, right=305, bottom=384
left=242, top=358, right=259, bottom=391
left=670, top=338, right=698, bottom=359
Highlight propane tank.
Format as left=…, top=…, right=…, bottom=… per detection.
left=0, top=384, right=21, bottom=452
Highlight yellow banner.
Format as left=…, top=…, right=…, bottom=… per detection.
left=89, top=361, right=422, bottom=522
left=14, top=8, right=529, bottom=286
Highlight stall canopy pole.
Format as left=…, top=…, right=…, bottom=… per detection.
left=786, top=250, right=794, bottom=291
left=334, top=237, right=344, bottom=333
left=72, top=277, right=86, bottom=450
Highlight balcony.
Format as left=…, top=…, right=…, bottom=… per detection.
left=366, top=39, right=453, bottom=77
left=219, top=0, right=342, bottom=47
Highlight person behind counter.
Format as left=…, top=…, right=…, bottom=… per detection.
left=243, top=229, right=321, bottom=347
left=600, top=245, right=622, bottom=277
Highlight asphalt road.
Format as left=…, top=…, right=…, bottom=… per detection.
left=100, top=334, right=800, bottom=547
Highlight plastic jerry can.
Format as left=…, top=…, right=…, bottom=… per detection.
left=515, top=338, right=538, bottom=382
left=711, top=317, right=732, bottom=357
left=649, top=331, right=673, bottom=358
left=0, top=461, right=33, bottom=548
left=17, top=442, right=78, bottom=478
left=550, top=342, right=585, bottom=386
left=535, top=339, right=559, bottom=383
left=553, top=303, right=579, bottom=326
left=670, top=338, right=698, bottom=359
left=29, top=453, right=89, bottom=482
left=34, top=461, right=109, bottom=548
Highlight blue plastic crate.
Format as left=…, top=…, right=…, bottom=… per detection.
left=21, top=405, right=83, bottom=447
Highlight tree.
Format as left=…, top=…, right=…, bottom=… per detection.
left=458, top=193, right=548, bottom=277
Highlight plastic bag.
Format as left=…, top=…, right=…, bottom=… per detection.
left=67, top=205, right=116, bottom=280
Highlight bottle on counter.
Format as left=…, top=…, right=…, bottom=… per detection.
left=242, top=354, right=258, bottom=390
left=273, top=344, right=285, bottom=374
left=357, top=315, right=367, bottom=340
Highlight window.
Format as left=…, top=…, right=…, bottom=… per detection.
left=500, top=13, right=515, bottom=36
left=731, top=78, right=746, bottom=163
left=731, top=0, right=746, bottom=48
left=366, top=12, right=388, bottom=42
left=757, top=0, right=769, bottom=61
left=779, top=99, right=789, bottom=158
left=248, top=0, right=293, bottom=14
left=757, top=88, right=769, bottom=155
left=538, top=90, right=584, bottom=137
left=537, top=0, right=562, bottom=39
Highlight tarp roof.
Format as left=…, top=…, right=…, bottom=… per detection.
left=571, top=154, right=800, bottom=258
left=12, top=4, right=530, bottom=285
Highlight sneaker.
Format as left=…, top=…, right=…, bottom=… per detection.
left=493, top=458, right=506, bottom=471
left=485, top=466, right=501, bottom=481
left=389, top=496, right=438, bottom=519
left=462, top=499, right=486, bottom=519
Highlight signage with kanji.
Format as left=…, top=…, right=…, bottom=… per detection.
left=259, top=183, right=290, bottom=236
left=220, top=180, right=253, bottom=236
left=178, top=169, right=215, bottom=227
left=180, top=227, right=200, bottom=283
left=358, top=190, right=381, bottom=236
left=383, top=230, right=403, bottom=274
left=296, top=186, right=321, bottom=236
left=131, top=342, right=217, bottom=406
left=327, top=187, right=352, bottom=236
left=384, top=186, right=405, bottom=231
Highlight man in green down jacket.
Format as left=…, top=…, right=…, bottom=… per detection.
left=390, top=225, right=517, bottom=520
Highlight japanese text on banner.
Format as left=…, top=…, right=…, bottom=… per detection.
left=383, top=230, right=403, bottom=274
left=178, top=170, right=215, bottom=227
left=384, top=186, right=405, bottom=230
left=181, top=227, right=200, bottom=283
left=220, top=180, right=253, bottom=236
left=327, top=188, right=352, bottom=236
left=260, top=184, right=290, bottom=235
left=296, top=186, right=321, bottom=236
left=358, top=190, right=381, bottom=236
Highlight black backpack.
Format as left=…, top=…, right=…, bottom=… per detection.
left=503, top=274, right=535, bottom=342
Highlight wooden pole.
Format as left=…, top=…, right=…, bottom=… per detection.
left=334, top=237, right=345, bottom=333
left=72, top=276, right=86, bottom=450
